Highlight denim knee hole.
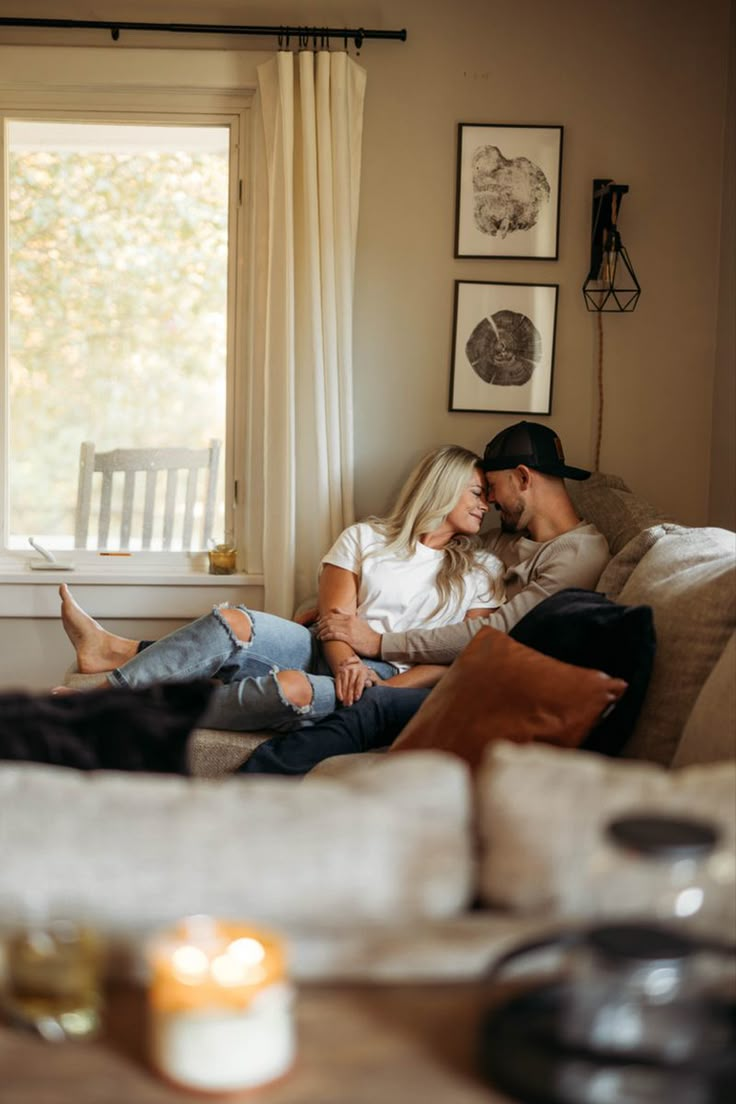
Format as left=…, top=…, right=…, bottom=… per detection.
left=212, top=603, right=253, bottom=650
left=274, top=670, right=313, bottom=715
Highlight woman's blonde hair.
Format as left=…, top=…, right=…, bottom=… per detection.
left=369, top=445, right=503, bottom=618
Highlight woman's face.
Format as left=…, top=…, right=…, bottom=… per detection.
left=445, top=467, right=489, bottom=535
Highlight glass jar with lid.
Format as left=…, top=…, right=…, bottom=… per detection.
left=586, top=812, right=736, bottom=939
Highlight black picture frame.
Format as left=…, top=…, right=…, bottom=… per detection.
left=454, top=123, right=563, bottom=260
left=449, top=280, right=558, bottom=414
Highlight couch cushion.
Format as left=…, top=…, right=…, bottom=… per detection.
left=0, top=751, right=473, bottom=938
left=566, top=472, right=668, bottom=555
left=389, top=628, right=626, bottom=769
left=477, top=742, right=736, bottom=936
left=617, top=525, right=736, bottom=765
left=596, top=524, right=668, bottom=600
left=187, top=729, right=271, bottom=776
left=671, top=632, right=736, bottom=768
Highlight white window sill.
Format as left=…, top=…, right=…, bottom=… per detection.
left=0, top=565, right=264, bottom=618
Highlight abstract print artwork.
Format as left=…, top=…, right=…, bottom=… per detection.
left=449, top=281, right=558, bottom=414
left=454, top=124, right=563, bottom=259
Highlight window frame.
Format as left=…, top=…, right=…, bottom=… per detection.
left=0, top=45, right=261, bottom=582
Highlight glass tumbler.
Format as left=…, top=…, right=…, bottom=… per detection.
left=3, top=908, right=104, bottom=1041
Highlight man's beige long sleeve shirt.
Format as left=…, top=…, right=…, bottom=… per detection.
left=380, top=522, right=610, bottom=666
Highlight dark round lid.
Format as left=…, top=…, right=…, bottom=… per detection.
left=606, top=813, right=719, bottom=859
left=588, top=922, right=694, bottom=963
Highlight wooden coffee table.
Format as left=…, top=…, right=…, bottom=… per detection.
left=1, top=980, right=516, bottom=1103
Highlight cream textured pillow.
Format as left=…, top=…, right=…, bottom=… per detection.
left=477, top=742, right=736, bottom=932
left=566, top=472, right=667, bottom=556
left=596, top=524, right=667, bottom=601
left=0, top=752, right=472, bottom=938
left=617, top=525, right=736, bottom=764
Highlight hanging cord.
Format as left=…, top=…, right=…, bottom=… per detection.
left=594, top=311, right=604, bottom=472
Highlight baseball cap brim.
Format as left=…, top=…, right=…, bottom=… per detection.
left=482, top=456, right=591, bottom=480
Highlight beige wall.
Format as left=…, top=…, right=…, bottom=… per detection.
left=0, top=0, right=731, bottom=529
left=351, top=0, right=732, bottom=525
left=710, top=0, right=736, bottom=530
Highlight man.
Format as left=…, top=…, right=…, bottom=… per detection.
left=239, top=421, right=611, bottom=774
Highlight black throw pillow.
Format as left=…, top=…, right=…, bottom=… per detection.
left=0, top=681, right=214, bottom=774
left=508, top=588, right=656, bottom=757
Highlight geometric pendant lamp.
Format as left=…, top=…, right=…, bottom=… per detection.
left=583, top=179, right=641, bottom=312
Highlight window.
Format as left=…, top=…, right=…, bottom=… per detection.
left=7, top=120, right=230, bottom=552
left=0, top=48, right=256, bottom=568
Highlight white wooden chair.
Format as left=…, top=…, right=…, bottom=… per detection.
left=74, top=439, right=221, bottom=551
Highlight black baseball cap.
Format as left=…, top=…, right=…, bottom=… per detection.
left=482, top=421, right=591, bottom=481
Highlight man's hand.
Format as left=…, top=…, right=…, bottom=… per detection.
left=334, top=655, right=383, bottom=707
left=316, top=607, right=382, bottom=657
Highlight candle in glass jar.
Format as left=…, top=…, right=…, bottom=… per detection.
left=147, top=916, right=295, bottom=1092
left=208, top=544, right=237, bottom=574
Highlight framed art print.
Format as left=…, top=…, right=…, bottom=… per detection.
left=449, top=280, right=558, bottom=414
left=454, top=123, right=563, bottom=259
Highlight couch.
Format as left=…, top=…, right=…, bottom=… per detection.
left=0, top=472, right=734, bottom=982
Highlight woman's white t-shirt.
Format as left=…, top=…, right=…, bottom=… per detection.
left=321, top=522, right=502, bottom=643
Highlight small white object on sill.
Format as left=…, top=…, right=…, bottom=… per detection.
left=27, top=537, right=74, bottom=572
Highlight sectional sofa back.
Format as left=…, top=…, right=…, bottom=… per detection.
left=568, top=474, right=735, bottom=767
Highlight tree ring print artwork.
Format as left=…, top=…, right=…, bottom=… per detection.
left=472, top=147, right=550, bottom=239
left=465, top=310, right=542, bottom=386
left=450, top=282, right=558, bottom=415
left=455, top=124, right=563, bottom=259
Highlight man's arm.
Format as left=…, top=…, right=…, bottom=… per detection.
left=316, top=581, right=549, bottom=665
left=381, top=532, right=609, bottom=665
left=319, top=529, right=610, bottom=666
left=316, top=603, right=489, bottom=663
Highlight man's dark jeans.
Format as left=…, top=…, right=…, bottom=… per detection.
left=238, top=685, right=429, bottom=775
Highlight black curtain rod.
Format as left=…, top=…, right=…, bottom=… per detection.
left=0, top=17, right=407, bottom=48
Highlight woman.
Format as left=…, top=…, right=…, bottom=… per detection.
left=59, top=445, right=504, bottom=733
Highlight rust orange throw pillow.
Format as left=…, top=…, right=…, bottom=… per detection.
left=390, top=627, right=627, bottom=770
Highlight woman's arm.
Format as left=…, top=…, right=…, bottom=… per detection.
left=335, top=656, right=448, bottom=692
left=382, top=664, right=448, bottom=689
left=318, top=563, right=359, bottom=671
left=318, top=564, right=374, bottom=706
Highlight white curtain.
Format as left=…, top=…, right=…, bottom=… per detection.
left=244, top=50, right=366, bottom=617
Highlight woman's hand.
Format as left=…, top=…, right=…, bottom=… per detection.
left=334, top=655, right=383, bottom=707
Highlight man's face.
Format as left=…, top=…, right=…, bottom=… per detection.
left=484, top=468, right=528, bottom=533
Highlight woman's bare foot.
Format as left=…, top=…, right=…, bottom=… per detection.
left=59, top=583, right=139, bottom=674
